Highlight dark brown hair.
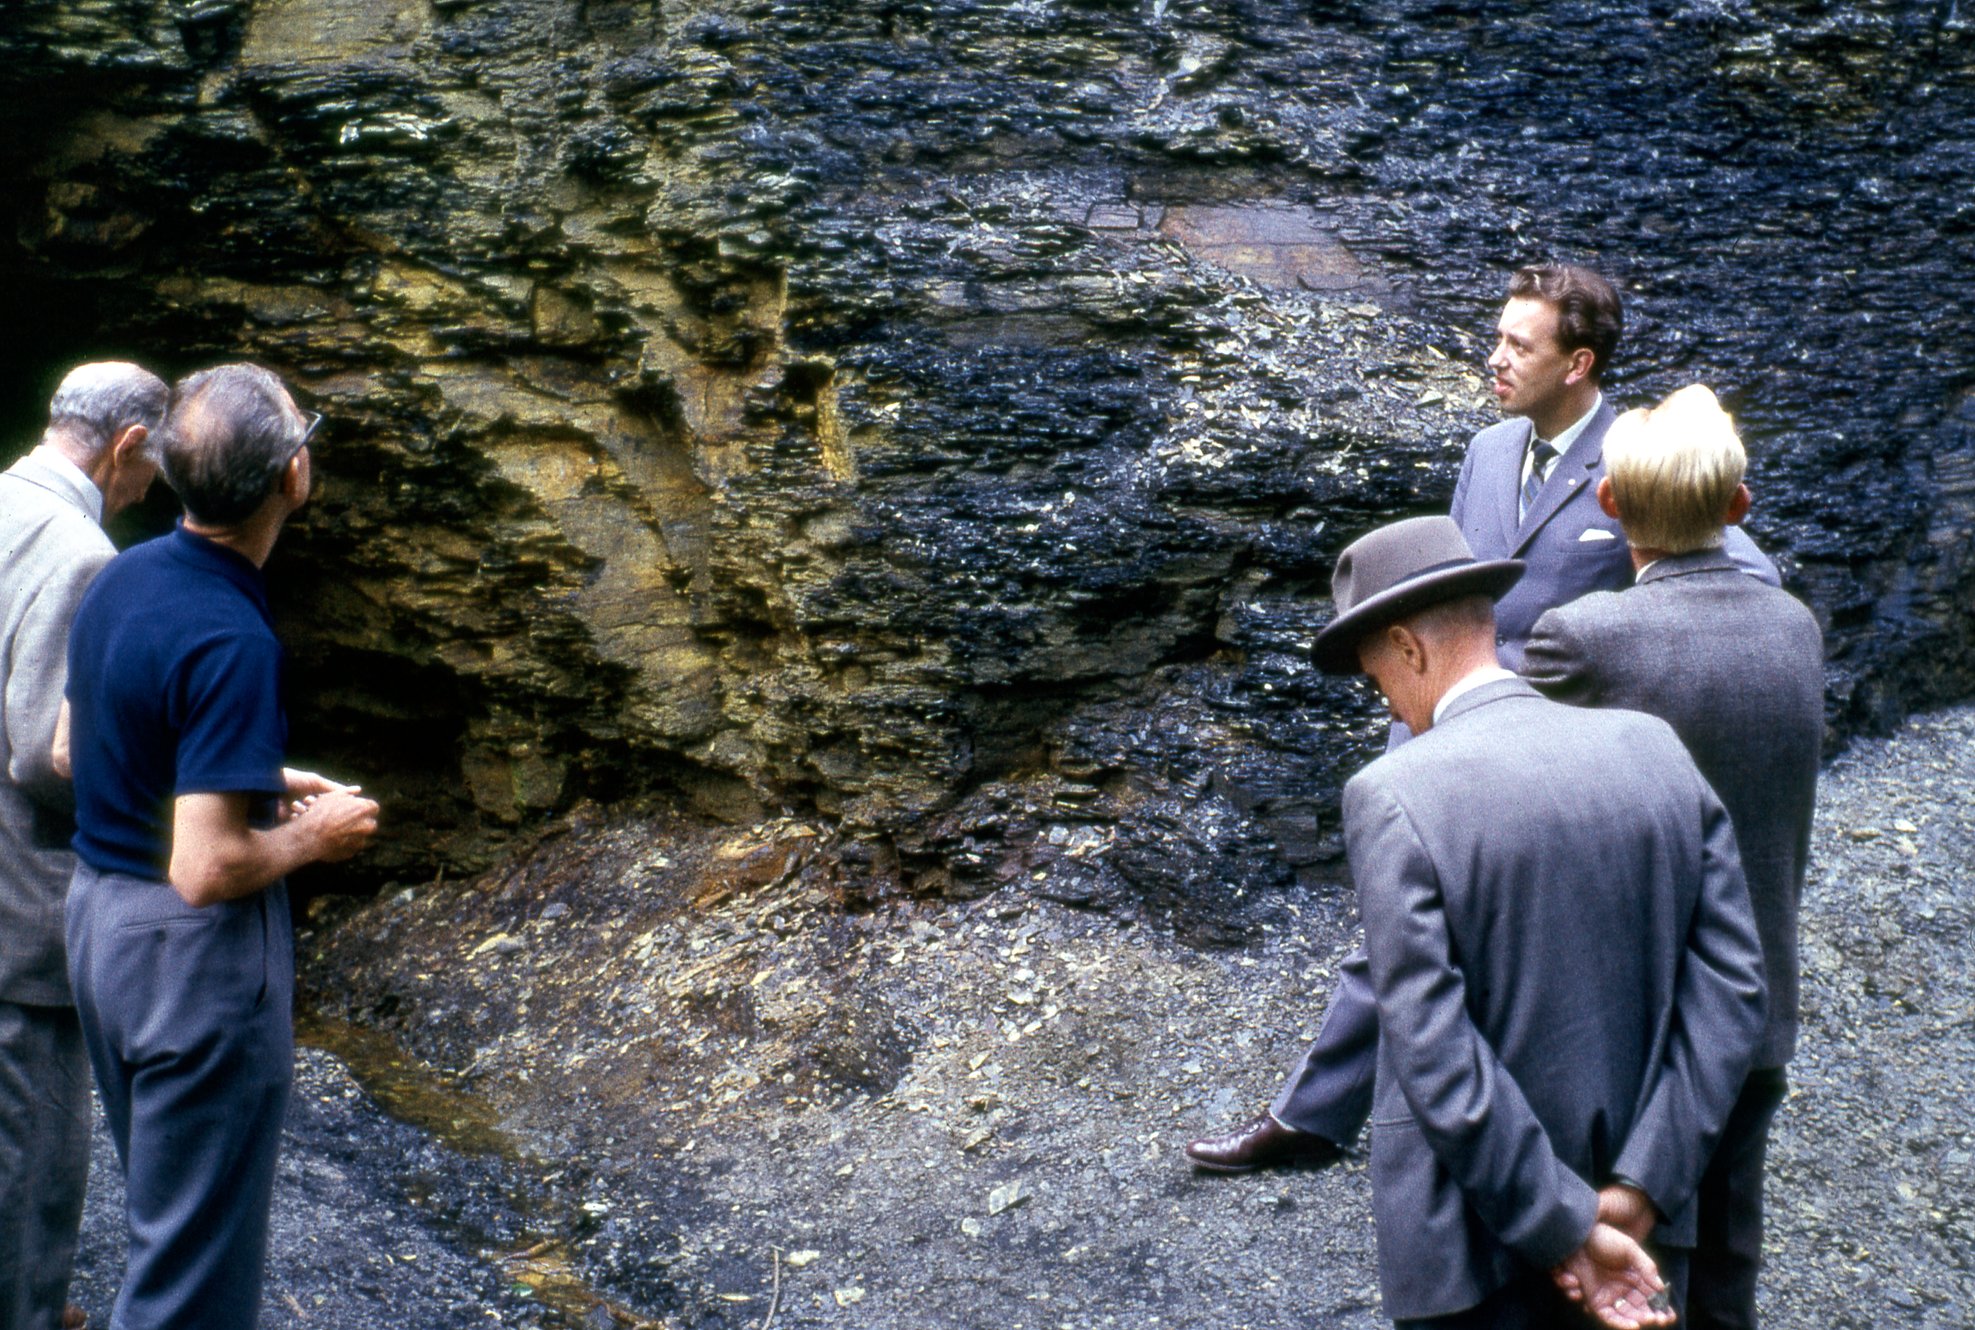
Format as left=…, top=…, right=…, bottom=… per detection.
left=1507, top=264, right=1623, bottom=382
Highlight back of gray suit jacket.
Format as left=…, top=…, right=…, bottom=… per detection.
left=1524, top=548, right=1824, bottom=1067
left=1348, top=678, right=1765, bottom=1320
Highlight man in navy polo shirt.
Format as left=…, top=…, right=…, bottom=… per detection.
left=63, top=363, right=379, bottom=1330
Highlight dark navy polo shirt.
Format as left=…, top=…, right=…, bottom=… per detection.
left=68, top=524, right=288, bottom=880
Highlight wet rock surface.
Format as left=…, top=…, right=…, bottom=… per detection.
left=1, top=3, right=1973, bottom=922
left=68, top=705, right=1960, bottom=1327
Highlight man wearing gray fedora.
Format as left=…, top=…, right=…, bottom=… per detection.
left=1310, top=515, right=1766, bottom=1329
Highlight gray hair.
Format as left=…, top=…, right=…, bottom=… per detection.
left=1403, top=593, right=1498, bottom=644
left=162, top=364, right=309, bottom=526
left=44, top=362, right=170, bottom=462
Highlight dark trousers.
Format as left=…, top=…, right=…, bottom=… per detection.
left=1271, top=944, right=1378, bottom=1142
left=0, top=1000, right=91, bottom=1330
left=1689, top=1068, right=1788, bottom=1330
left=1275, top=720, right=1416, bottom=1141
left=1395, top=1251, right=1691, bottom=1330
left=66, top=863, right=294, bottom=1330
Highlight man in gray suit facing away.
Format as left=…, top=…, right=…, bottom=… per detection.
left=1189, top=264, right=1777, bottom=1172
left=1524, top=386, right=1824, bottom=1330
left=1312, top=515, right=1766, bottom=1328
left=0, top=362, right=168, bottom=1330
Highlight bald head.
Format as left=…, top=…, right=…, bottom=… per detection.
left=163, top=364, right=312, bottom=527
left=44, top=361, right=169, bottom=463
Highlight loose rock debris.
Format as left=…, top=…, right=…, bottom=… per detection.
left=68, top=708, right=1975, bottom=1327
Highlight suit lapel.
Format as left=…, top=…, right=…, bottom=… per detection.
left=1512, top=401, right=1616, bottom=556
left=1494, top=420, right=1532, bottom=554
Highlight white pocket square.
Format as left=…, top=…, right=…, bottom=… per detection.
left=1578, top=528, right=1617, bottom=542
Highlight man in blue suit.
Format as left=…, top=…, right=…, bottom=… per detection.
left=1187, top=265, right=1778, bottom=1172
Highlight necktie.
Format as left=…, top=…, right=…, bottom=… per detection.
left=1520, top=438, right=1558, bottom=520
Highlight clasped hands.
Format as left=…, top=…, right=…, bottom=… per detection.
left=1551, top=1184, right=1676, bottom=1329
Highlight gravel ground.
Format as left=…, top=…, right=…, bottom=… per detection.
left=70, top=1047, right=558, bottom=1330
left=71, top=706, right=1975, bottom=1328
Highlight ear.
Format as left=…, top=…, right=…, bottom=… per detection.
left=1564, top=347, right=1597, bottom=387
left=1388, top=622, right=1429, bottom=674
left=1596, top=476, right=1621, bottom=520
left=1724, top=482, right=1751, bottom=526
left=281, top=448, right=310, bottom=505
left=111, top=422, right=148, bottom=462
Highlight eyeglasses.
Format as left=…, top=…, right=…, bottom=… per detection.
left=284, top=411, right=322, bottom=464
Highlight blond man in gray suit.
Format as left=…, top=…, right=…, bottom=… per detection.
left=1526, top=387, right=1825, bottom=1330
left=0, top=362, right=167, bottom=1330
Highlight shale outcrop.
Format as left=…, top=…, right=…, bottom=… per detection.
left=3, top=2, right=1973, bottom=916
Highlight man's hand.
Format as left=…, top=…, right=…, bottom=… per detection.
left=171, top=783, right=381, bottom=906
left=52, top=700, right=72, bottom=781
left=281, top=767, right=347, bottom=821
left=1598, top=1183, right=1656, bottom=1241
left=291, top=787, right=380, bottom=863
left=1551, top=1222, right=1675, bottom=1329
left=1556, top=1184, right=1658, bottom=1303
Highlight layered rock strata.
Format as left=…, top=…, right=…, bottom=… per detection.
left=2, top=2, right=1971, bottom=915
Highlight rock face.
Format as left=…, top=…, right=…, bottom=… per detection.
left=3, top=1, right=1972, bottom=912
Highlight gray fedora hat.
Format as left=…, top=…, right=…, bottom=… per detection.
left=1310, top=516, right=1525, bottom=674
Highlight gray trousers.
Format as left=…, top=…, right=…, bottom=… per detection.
left=0, top=1000, right=91, bottom=1330
left=1273, top=720, right=1401, bottom=1142
left=1689, top=1068, right=1788, bottom=1330
left=66, top=863, right=294, bottom=1330
left=1270, top=943, right=1378, bottom=1142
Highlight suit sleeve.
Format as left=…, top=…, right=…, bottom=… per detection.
left=1448, top=439, right=1478, bottom=526
left=1723, top=525, right=1780, bottom=587
left=5, top=543, right=111, bottom=806
left=1612, top=781, right=1768, bottom=1218
left=1520, top=609, right=1602, bottom=706
left=1348, top=773, right=1600, bottom=1269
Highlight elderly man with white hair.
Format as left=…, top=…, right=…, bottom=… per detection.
left=0, top=360, right=169, bottom=1330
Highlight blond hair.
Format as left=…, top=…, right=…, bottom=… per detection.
left=1602, top=384, right=1747, bottom=554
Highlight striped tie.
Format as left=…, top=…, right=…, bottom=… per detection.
left=1520, top=438, right=1558, bottom=521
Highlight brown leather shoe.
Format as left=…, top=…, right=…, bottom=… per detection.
left=1184, top=1111, right=1341, bottom=1173
left=62, top=1307, right=88, bottom=1330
